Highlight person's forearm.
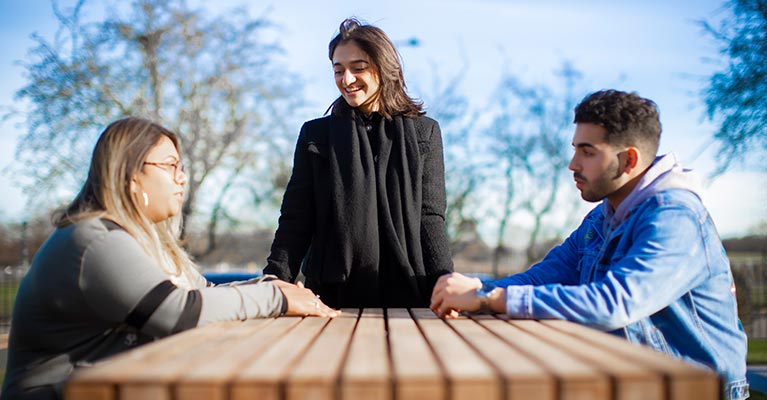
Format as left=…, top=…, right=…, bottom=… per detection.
left=489, top=288, right=507, bottom=313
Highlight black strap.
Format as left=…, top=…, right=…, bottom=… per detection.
left=171, top=290, right=202, bottom=334
left=124, top=280, right=176, bottom=330
left=100, top=218, right=124, bottom=231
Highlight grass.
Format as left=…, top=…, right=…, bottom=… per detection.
left=750, top=339, right=767, bottom=364
left=0, top=283, right=18, bottom=322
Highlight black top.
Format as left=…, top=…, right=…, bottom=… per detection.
left=264, top=104, right=454, bottom=308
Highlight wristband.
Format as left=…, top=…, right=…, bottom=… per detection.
left=476, top=282, right=496, bottom=313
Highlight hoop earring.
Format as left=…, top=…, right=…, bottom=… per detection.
left=142, top=192, right=149, bottom=207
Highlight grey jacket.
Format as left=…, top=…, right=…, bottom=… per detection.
left=1, top=217, right=284, bottom=400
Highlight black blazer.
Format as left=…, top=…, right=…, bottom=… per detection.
left=264, top=110, right=454, bottom=308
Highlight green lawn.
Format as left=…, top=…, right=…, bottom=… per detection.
left=0, top=283, right=18, bottom=322
left=750, top=339, right=767, bottom=364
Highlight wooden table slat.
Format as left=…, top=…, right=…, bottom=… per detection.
left=511, top=320, right=664, bottom=400
left=448, top=318, right=555, bottom=400
left=285, top=310, right=359, bottom=400
left=476, top=316, right=611, bottom=400
left=64, top=320, right=244, bottom=400
left=231, top=317, right=330, bottom=400
left=173, top=317, right=302, bottom=400
left=410, top=309, right=501, bottom=400
left=122, top=318, right=276, bottom=400
left=387, top=308, right=445, bottom=400
left=341, top=308, right=391, bottom=400
left=542, top=319, right=720, bottom=400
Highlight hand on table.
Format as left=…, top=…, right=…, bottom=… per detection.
left=430, top=272, right=483, bottom=317
left=430, top=272, right=506, bottom=318
left=273, top=280, right=339, bottom=317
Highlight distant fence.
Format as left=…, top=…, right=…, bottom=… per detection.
left=0, top=266, right=25, bottom=334
left=733, top=261, right=767, bottom=339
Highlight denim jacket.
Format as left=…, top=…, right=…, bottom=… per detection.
left=494, top=153, right=749, bottom=399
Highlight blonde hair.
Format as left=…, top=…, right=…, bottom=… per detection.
left=55, top=117, right=197, bottom=287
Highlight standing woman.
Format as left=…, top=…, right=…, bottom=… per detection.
left=264, top=18, right=454, bottom=308
left=1, top=117, right=335, bottom=400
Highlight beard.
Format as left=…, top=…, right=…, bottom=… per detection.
left=577, top=157, right=622, bottom=203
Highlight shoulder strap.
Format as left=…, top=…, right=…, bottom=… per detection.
left=99, top=218, right=124, bottom=231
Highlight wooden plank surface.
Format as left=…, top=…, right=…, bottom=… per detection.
left=387, top=308, right=445, bottom=400
left=231, top=317, right=330, bottom=400
left=285, top=309, right=360, bottom=400
left=411, top=309, right=501, bottom=400
left=65, top=309, right=721, bottom=400
left=341, top=308, right=391, bottom=400
left=512, top=320, right=663, bottom=400
left=174, top=317, right=301, bottom=400
left=65, top=320, right=244, bottom=400
left=119, top=318, right=274, bottom=400
left=477, top=316, right=611, bottom=400
left=543, top=319, right=721, bottom=400
left=449, top=317, right=555, bottom=400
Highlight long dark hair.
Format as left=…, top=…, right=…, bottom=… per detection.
left=328, top=18, right=424, bottom=119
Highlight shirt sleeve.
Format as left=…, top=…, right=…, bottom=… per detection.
left=80, top=229, right=284, bottom=338
left=502, top=200, right=711, bottom=331
left=419, top=120, right=455, bottom=287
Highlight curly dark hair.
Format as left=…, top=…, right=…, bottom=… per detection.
left=328, top=18, right=424, bottom=119
left=574, top=89, right=661, bottom=157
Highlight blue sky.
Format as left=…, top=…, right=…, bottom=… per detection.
left=1, top=0, right=765, bottom=238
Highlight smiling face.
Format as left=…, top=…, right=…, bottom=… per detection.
left=332, top=41, right=381, bottom=113
left=131, top=135, right=186, bottom=223
left=569, top=123, right=634, bottom=208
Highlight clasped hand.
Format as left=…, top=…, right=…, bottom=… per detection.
left=429, top=272, right=483, bottom=318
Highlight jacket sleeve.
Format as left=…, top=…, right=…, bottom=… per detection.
left=263, top=123, right=316, bottom=282
left=80, top=229, right=284, bottom=338
left=420, top=120, right=455, bottom=289
left=503, top=200, right=712, bottom=331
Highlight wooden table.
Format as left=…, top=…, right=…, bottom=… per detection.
left=65, top=308, right=720, bottom=400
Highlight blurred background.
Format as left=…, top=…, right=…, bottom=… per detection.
left=0, top=0, right=764, bottom=352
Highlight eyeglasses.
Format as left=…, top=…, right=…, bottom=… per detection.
left=143, top=160, right=186, bottom=183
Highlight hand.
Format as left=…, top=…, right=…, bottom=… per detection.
left=273, top=280, right=339, bottom=317
left=430, top=272, right=483, bottom=317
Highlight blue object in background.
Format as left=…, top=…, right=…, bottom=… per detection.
left=204, top=271, right=263, bottom=285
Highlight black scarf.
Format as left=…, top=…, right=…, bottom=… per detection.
left=324, top=102, right=425, bottom=304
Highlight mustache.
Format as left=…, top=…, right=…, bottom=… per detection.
left=574, top=173, right=587, bottom=182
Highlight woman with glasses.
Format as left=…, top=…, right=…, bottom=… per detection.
left=264, top=18, right=454, bottom=308
left=1, top=117, right=336, bottom=400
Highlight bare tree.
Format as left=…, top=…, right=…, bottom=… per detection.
left=9, top=0, right=302, bottom=251
left=700, top=0, right=767, bottom=174
left=421, top=65, right=486, bottom=251
left=484, top=62, right=584, bottom=275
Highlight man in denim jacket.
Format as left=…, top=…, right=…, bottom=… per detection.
left=431, top=89, right=749, bottom=399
